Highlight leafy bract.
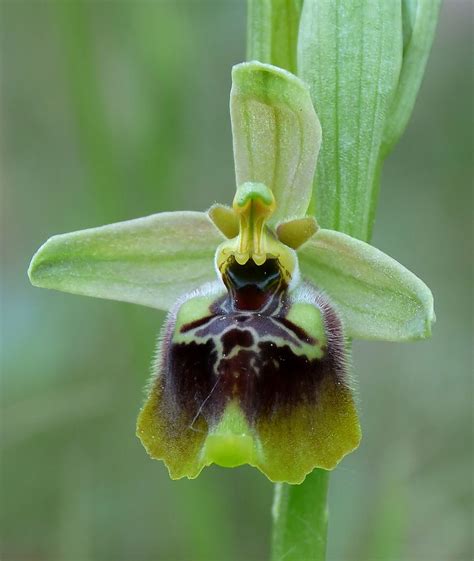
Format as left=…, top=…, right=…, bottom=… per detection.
left=298, top=0, right=403, bottom=239
left=382, top=0, right=442, bottom=154
left=246, top=0, right=304, bottom=74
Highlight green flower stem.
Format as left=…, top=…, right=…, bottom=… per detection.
left=272, top=470, right=329, bottom=561
left=246, top=0, right=303, bottom=74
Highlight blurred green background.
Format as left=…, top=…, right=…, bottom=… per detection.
left=1, top=2, right=472, bottom=560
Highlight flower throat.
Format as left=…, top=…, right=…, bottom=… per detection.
left=221, top=257, right=285, bottom=312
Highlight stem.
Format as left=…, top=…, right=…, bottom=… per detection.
left=247, top=0, right=272, bottom=63
left=272, top=470, right=329, bottom=561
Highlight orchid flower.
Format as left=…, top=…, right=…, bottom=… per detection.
left=28, top=62, right=434, bottom=484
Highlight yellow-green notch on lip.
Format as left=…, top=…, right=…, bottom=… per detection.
left=202, top=401, right=257, bottom=468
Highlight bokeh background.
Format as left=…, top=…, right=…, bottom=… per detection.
left=1, top=2, right=472, bottom=560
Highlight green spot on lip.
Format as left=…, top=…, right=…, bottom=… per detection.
left=202, top=400, right=258, bottom=468
left=204, top=433, right=256, bottom=468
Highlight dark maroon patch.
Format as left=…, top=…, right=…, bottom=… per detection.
left=180, top=314, right=214, bottom=333
left=232, top=285, right=268, bottom=311
left=161, top=339, right=220, bottom=430
left=160, top=330, right=345, bottom=431
left=223, top=258, right=286, bottom=311
left=244, top=341, right=341, bottom=420
left=221, top=329, right=254, bottom=355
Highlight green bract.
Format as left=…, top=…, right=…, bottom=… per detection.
left=28, top=61, right=434, bottom=483
left=247, top=0, right=441, bottom=239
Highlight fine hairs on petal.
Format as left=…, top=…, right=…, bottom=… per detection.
left=284, top=245, right=301, bottom=292
left=144, top=281, right=226, bottom=397
left=289, top=282, right=357, bottom=397
left=145, top=321, right=171, bottom=398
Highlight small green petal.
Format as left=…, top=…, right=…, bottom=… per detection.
left=276, top=216, right=319, bottom=249
left=28, top=211, right=223, bottom=310
left=230, top=61, right=321, bottom=224
left=208, top=204, right=239, bottom=239
left=298, top=229, right=435, bottom=341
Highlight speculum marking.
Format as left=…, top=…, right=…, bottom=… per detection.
left=161, top=258, right=347, bottom=431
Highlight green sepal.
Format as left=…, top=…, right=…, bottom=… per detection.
left=28, top=211, right=223, bottom=310
left=230, top=61, right=321, bottom=224
left=297, top=229, right=435, bottom=341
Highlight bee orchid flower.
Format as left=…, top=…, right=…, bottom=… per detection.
left=28, top=62, right=434, bottom=484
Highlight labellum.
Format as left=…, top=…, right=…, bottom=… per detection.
left=137, top=183, right=361, bottom=484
